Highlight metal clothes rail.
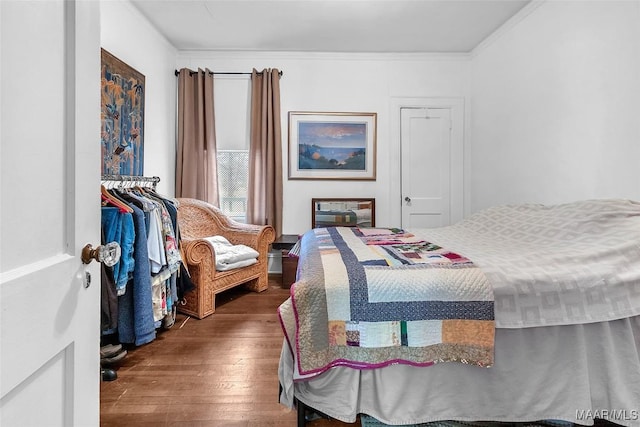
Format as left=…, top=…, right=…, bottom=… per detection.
left=101, top=175, right=160, bottom=189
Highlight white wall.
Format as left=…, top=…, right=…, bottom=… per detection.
left=105, top=0, right=640, bottom=231
left=177, top=52, right=470, bottom=234
left=100, top=0, right=177, bottom=196
left=470, top=0, right=640, bottom=212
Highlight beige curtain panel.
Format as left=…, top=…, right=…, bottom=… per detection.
left=247, top=68, right=283, bottom=238
left=175, top=68, right=220, bottom=206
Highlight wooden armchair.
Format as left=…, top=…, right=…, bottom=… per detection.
left=176, top=198, right=276, bottom=319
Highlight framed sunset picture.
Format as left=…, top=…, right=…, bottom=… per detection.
left=288, top=111, right=377, bottom=180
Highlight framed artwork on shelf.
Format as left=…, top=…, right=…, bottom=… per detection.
left=288, top=111, right=377, bottom=180
left=100, top=48, right=145, bottom=176
left=311, top=198, right=375, bottom=229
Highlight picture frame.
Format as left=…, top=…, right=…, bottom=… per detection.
left=100, top=48, right=145, bottom=176
left=311, top=198, right=375, bottom=229
left=288, top=111, right=377, bottom=180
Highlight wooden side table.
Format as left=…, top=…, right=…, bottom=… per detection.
left=272, top=234, right=300, bottom=289
left=281, top=250, right=298, bottom=289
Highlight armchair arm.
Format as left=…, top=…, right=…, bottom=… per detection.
left=181, top=238, right=217, bottom=276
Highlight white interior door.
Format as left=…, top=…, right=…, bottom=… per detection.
left=1, top=1, right=101, bottom=426
left=401, top=107, right=461, bottom=228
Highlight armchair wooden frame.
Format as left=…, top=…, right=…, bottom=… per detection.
left=176, top=198, right=276, bottom=319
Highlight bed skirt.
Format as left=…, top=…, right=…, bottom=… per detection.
left=279, top=315, right=640, bottom=426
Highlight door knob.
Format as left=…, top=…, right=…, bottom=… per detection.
left=81, top=242, right=121, bottom=267
left=404, top=196, right=411, bottom=203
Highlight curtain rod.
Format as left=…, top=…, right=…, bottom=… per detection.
left=174, top=69, right=283, bottom=77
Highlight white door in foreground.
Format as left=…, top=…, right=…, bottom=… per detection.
left=1, top=1, right=101, bottom=425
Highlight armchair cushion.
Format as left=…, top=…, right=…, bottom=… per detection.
left=176, top=198, right=275, bottom=319
left=202, top=235, right=259, bottom=270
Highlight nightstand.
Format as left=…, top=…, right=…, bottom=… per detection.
left=272, top=234, right=299, bottom=289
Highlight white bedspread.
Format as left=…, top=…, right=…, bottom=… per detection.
left=203, top=236, right=259, bottom=271
left=414, top=199, right=640, bottom=328
left=280, top=315, right=640, bottom=426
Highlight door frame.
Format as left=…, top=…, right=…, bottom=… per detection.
left=389, top=97, right=467, bottom=226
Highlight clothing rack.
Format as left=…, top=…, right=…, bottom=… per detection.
left=101, top=175, right=160, bottom=189
left=174, top=69, right=283, bottom=77
left=100, top=173, right=182, bottom=347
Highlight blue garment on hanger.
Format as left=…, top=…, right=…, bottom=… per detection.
left=117, top=203, right=156, bottom=346
left=101, top=207, right=135, bottom=295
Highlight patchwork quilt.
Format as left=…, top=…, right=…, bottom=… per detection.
left=278, top=227, right=494, bottom=377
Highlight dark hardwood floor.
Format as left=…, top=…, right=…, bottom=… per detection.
left=100, top=276, right=360, bottom=427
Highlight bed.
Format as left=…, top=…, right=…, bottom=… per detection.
left=278, top=199, right=640, bottom=427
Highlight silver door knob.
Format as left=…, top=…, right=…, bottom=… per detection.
left=81, top=242, right=121, bottom=267
left=404, top=196, right=411, bottom=202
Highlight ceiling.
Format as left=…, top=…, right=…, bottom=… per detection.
left=130, top=0, right=532, bottom=53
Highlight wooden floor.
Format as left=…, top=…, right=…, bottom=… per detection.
left=100, top=276, right=360, bottom=427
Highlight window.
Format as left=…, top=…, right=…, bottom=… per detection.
left=217, top=149, right=249, bottom=222
left=213, top=76, right=252, bottom=222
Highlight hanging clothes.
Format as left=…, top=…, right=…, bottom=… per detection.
left=101, top=229, right=118, bottom=332
left=100, top=180, right=184, bottom=346
left=116, top=201, right=156, bottom=346
left=101, top=206, right=135, bottom=296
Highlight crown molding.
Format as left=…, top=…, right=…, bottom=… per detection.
left=175, top=50, right=471, bottom=62
left=471, top=0, right=546, bottom=58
